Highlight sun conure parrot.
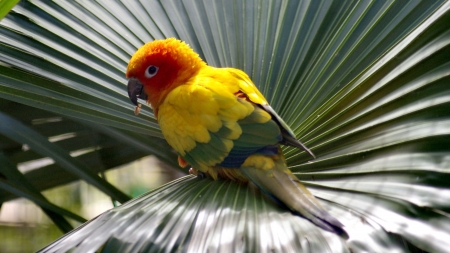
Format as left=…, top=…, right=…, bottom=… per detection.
left=126, top=38, right=343, bottom=232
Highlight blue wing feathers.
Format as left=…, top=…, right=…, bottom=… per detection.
left=218, top=145, right=279, bottom=167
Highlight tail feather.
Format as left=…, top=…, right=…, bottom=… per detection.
left=240, top=158, right=343, bottom=233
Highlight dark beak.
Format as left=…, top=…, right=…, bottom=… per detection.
left=127, top=78, right=148, bottom=106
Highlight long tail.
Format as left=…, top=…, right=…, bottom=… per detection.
left=240, top=155, right=344, bottom=233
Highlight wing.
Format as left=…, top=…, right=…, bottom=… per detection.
left=261, top=104, right=315, bottom=158
left=157, top=68, right=283, bottom=173
left=229, top=68, right=315, bottom=158
left=158, top=68, right=313, bottom=176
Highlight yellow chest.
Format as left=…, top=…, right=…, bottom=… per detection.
left=157, top=77, right=254, bottom=159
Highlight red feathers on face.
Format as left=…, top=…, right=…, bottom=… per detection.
left=126, top=38, right=206, bottom=109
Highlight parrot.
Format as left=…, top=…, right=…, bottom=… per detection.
left=126, top=38, right=343, bottom=233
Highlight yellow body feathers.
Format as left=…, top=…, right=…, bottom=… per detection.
left=158, top=67, right=272, bottom=179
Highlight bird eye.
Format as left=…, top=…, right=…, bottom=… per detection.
left=145, top=65, right=159, bottom=78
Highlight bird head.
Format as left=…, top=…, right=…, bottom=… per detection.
left=126, top=38, right=206, bottom=111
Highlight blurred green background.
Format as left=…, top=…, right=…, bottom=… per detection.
left=0, top=155, right=182, bottom=252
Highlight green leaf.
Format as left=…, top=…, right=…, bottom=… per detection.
left=0, top=152, right=81, bottom=232
left=0, top=111, right=130, bottom=203
left=38, top=176, right=413, bottom=253
left=0, top=0, right=19, bottom=20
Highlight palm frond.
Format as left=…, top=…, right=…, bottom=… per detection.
left=0, top=0, right=449, bottom=252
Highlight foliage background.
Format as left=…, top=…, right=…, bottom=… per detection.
left=0, top=0, right=450, bottom=252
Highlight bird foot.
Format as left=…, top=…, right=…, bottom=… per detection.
left=189, top=167, right=206, bottom=179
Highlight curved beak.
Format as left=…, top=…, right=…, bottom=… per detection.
left=127, top=78, right=148, bottom=106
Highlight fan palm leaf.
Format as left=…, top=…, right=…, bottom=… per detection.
left=0, top=0, right=449, bottom=252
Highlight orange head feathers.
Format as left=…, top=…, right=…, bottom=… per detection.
left=126, top=38, right=206, bottom=110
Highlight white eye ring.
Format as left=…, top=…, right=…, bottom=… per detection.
left=145, top=65, right=159, bottom=78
